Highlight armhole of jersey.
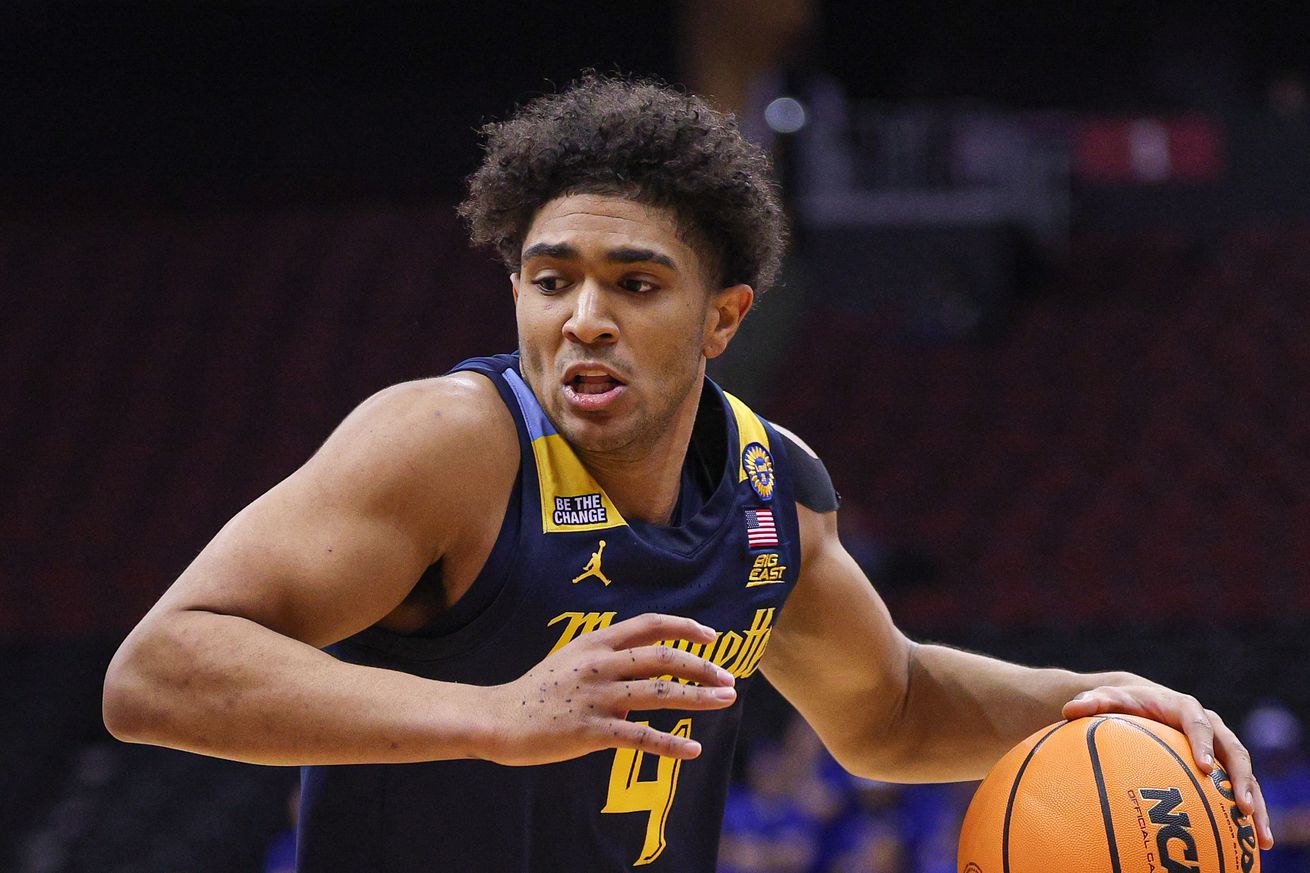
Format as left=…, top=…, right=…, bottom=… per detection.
left=342, top=361, right=527, bottom=657
left=773, top=426, right=841, bottom=513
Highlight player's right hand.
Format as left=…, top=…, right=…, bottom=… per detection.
left=481, top=613, right=737, bottom=766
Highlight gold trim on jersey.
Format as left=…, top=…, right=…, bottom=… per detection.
left=531, top=388, right=771, bottom=534
left=722, top=391, right=772, bottom=484
left=532, top=433, right=629, bottom=533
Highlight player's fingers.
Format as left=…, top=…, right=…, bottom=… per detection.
left=612, top=678, right=737, bottom=713
left=1209, top=712, right=1272, bottom=847
left=1060, top=687, right=1268, bottom=847
left=1062, top=688, right=1218, bottom=773
left=609, top=645, right=734, bottom=687
left=1251, top=776, right=1273, bottom=850
left=1060, top=685, right=1138, bottom=720
left=605, top=719, right=703, bottom=760
left=594, top=613, right=717, bottom=650
left=1174, top=696, right=1217, bottom=774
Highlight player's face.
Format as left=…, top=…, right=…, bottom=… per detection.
left=512, top=194, right=743, bottom=457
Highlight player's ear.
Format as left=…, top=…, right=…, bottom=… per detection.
left=703, top=283, right=754, bottom=359
left=510, top=272, right=520, bottom=304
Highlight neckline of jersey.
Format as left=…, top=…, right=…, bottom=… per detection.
left=511, top=355, right=743, bottom=555
left=624, top=378, right=739, bottom=538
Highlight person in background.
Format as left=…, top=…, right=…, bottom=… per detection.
left=718, top=737, right=821, bottom=873
left=819, top=779, right=907, bottom=873
left=1244, top=703, right=1310, bottom=873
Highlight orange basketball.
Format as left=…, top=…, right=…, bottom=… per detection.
left=958, top=715, right=1260, bottom=873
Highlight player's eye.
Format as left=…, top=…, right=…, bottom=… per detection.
left=618, top=278, right=657, bottom=294
left=533, top=275, right=568, bottom=293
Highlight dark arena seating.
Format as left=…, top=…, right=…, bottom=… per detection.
left=771, top=224, right=1310, bottom=635
left=0, top=207, right=514, bottom=640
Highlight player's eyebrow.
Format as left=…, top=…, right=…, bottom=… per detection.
left=522, top=242, right=579, bottom=262
left=521, top=242, right=678, bottom=271
left=605, top=247, right=677, bottom=271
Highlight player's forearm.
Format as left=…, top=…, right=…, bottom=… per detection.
left=877, top=641, right=1145, bottom=782
left=103, top=609, right=491, bottom=766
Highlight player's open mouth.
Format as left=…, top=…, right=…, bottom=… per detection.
left=562, top=367, right=627, bottom=411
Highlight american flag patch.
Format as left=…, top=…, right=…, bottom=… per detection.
left=745, top=508, right=778, bottom=548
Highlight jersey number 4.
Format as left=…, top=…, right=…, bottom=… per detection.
left=602, top=718, right=693, bottom=866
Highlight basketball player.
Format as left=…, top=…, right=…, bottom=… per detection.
left=102, top=74, right=1272, bottom=870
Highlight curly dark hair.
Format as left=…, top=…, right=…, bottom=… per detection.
left=458, top=72, right=786, bottom=293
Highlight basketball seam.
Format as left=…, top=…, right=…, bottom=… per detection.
left=1108, top=715, right=1228, bottom=873
left=1001, top=721, right=1069, bottom=873
left=1087, top=717, right=1125, bottom=873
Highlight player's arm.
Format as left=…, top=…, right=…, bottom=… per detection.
left=101, top=375, right=507, bottom=765
left=103, top=374, right=736, bottom=767
left=760, top=428, right=1272, bottom=848
left=762, top=500, right=1108, bottom=783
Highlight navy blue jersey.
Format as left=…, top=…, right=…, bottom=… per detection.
left=297, top=353, right=807, bottom=872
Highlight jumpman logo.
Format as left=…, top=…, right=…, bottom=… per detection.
left=571, top=540, right=613, bottom=586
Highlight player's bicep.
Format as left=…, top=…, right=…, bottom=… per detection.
left=156, top=464, right=434, bottom=648
left=145, top=379, right=493, bottom=648
left=762, top=504, right=913, bottom=771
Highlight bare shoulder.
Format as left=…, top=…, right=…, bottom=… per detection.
left=124, top=371, right=520, bottom=647
left=299, top=371, right=519, bottom=549
left=316, top=372, right=516, bottom=477
left=332, top=371, right=513, bottom=456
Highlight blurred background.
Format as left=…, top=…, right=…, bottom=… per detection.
left=3, top=1, right=1309, bottom=871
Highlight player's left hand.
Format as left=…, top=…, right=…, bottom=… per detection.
left=1062, top=684, right=1273, bottom=851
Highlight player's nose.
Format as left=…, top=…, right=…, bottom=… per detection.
left=562, top=279, right=619, bottom=346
